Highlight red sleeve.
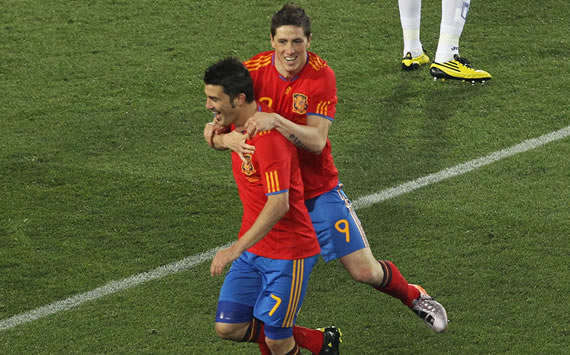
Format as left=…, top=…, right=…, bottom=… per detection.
left=254, top=132, right=291, bottom=195
left=307, top=64, right=338, bottom=120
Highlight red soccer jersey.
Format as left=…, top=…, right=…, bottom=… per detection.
left=244, top=51, right=339, bottom=200
left=231, top=104, right=320, bottom=260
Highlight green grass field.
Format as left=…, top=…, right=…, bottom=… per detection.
left=1, top=0, right=568, bottom=353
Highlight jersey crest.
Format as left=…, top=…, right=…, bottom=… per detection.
left=292, top=93, right=308, bottom=115
left=241, top=153, right=257, bottom=181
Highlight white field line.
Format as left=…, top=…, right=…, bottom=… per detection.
left=352, top=126, right=570, bottom=209
left=1, top=126, right=568, bottom=332
left=0, top=242, right=233, bottom=332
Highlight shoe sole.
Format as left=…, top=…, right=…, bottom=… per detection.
left=402, top=62, right=421, bottom=71
left=430, top=67, right=491, bottom=83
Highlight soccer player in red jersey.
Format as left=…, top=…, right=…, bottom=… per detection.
left=205, top=4, right=449, bottom=335
left=204, top=58, right=341, bottom=355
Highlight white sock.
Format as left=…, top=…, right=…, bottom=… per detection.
left=398, top=0, right=423, bottom=58
left=435, top=0, right=470, bottom=63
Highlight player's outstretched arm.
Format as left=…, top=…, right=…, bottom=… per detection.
left=210, top=193, right=289, bottom=276
left=246, top=112, right=330, bottom=153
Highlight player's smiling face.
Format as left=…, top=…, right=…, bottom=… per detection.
left=204, top=84, right=238, bottom=127
left=271, top=25, right=311, bottom=79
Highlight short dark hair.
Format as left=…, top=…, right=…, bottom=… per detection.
left=270, top=3, right=311, bottom=38
left=203, top=57, right=254, bottom=103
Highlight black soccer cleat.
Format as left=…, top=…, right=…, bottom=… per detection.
left=318, top=326, right=342, bottom=354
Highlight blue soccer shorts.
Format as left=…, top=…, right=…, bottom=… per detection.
left=305, top=183, right=369, bottom=262
left=216, top=251, right=318, bottom=339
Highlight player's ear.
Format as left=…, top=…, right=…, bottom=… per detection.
left=306, top=33, right=312, bottom=48
left=270, top=34, right=276, bottom=49
left=237, top=93, right=247, bottom=106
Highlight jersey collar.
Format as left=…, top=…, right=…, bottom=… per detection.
left=272, top=52, right=310, bottom=83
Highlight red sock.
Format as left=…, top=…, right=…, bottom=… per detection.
left=248, top=319, right=323, bottom=354
left=376, top=260, right=420, bottom=307
left=285, top=343, right=300, bottom=354
left=293, top=326, right=323, bottom=354
left=258, top=342, right=270, bottom=355
left=242, top=318, right=270, bottom=354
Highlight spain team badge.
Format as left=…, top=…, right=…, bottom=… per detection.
left=292, top=93, right=308, bottom=115
left=241, top=153, right=259, bottom=182
left=241, top=153, right=256, bottom=176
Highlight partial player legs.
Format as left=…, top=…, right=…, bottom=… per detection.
left=214, top=321, right=253, bottom=341
left=265, top=336, right=298, bottom=355
left=339, top=247, right=383, bottom=286
left=340, top=249, right=449, bottom=333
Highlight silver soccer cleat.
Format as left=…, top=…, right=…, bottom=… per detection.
left=410, top=284, right=448, bottom=333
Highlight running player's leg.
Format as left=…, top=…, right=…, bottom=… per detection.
left=307, top=184, right=448, bottom=332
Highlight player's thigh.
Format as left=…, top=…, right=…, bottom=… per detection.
left=252, top=255, right=318, bottom=339
left=306, top=185, right=369, bottom=262
left=216, top=252, right=261, bottom=323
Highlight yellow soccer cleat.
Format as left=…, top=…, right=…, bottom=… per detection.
left=430, top=54, right=492, bottom=83
left=401, top=50, right=430, bottom=71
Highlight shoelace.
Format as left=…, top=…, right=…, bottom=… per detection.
left=453, top=55, right=473, bottom=68
left=415, top=299, right=436, bottom=312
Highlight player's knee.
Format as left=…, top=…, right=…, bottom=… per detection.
left=341, top=250, right=383, bottom=285
left=343, top=258, right=382, bottom=285
left=265, top=336, right=294, bottom=354
left=214, top=322, right=242, bottom=341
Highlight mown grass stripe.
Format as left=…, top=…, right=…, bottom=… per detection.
left=0, top=242, right=233, bottom=331
left=353, top=126, right=570, bottom=209
left=1, top=125, right=568, bottom=332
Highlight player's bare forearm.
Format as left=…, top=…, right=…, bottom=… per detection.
left=203, top=122, right=228, bottom=150
left=211, top=195, right=285, bottom=276
left=232, top=192, right=289, bottom=254
left=211, top=132, right=229, bottom=150
left=247, top=112, right=328, bottom=153
left=209, top=130, right=255, bottom=157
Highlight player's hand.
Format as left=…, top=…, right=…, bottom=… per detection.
left=204, top=118, right=231, bottom=148
left=222, top=130, right=255, bottom=160
left=246, top=112, right=278, bottom=137
left=210, top=247, right=240, bottom=276
left=203, top=122, right=217, bottom=147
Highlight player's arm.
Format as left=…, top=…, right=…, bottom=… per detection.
left=246, top=112, right=330, bottom=153
left=210, top=193, right=289, bottom=276
left=203, top=121, right=255, bottom=155
left=203, top=122, right=227, bottom=150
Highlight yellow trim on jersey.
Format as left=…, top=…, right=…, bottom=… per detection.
left=315, top=101, right=331, bottom=116
left=282, top=259, right=304, bottom=327
left=273, top=171, right=280, bottom=191
left=308, top=55, right=327, bottom=71
left=264, top=170, right=280, bottom=193
left=244, top=54, right=272, bottom=72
